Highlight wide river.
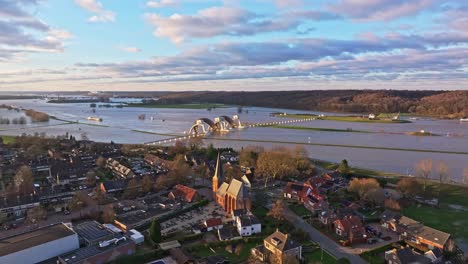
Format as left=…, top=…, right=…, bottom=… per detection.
left=1, top=99, right=467, bottom=182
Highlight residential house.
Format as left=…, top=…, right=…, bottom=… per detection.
left=283, top=182, right=311, bottom=202
left=106, top=158, right=135, bottom=179
left=168, top=184, right=198, bottom=203
left=385, top=248, right=431, bottom=264
left=205, top=218, right=223, bottom=232
left=380, top=210, right=455, bottom=252
left=100, top=179, right=127, bottom=194
left=236, top=214, right=261, bottom=236
left=252, top=230, right=302, bottom=264
left=333, top=215, right=367, bottom=244
left=0, top=195, right=40, bottom=218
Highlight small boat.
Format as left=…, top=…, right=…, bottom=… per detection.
left=87, top=117, right=102, bottom=122
left=460, top=118, right=468, bottom=122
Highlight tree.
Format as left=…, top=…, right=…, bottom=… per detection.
left=415, top=159, right=433, bottom=193
left=142, top=175, right=154, bottom=193
left=166, top=154, right=192, bottom=185
left=253, top=188, right=268, bottom=206
left=366, top=188, right=385, bottom=205
left=384, top=199, right=401, bottom=211
left=101, top=206, right=115, bottom=223
left=347, top=178, right=380, bottom=199
left=397, top=178, right=422, bottom=198
left=257, top=150, right=296, bottom=187
left=437, top=161, right=450, bottom=185
left=96, top=156, right=107, bottom=168
left=464, top=168, right=468, bottom=185
left=338, top=159, right=350, bottom=176
left=69, top=192, right=88, bottom=218
left=14, top=165, right=34, bottom=195
left=94, top=186, right=106, bottom=205
left=26, top=206, right=47, bottom=223
left=85, top=170, right=97, bottom=187
left=224, top=164, right=243, bottom=182
left=194, top=163, right=210, bottom=184
left=150, top=219, right=162, bottom=243
left=268, top=200, right=286, bottom=223
left=123, top=179, right=141, bottom=199
left=239, top=145, right=263, bottom=167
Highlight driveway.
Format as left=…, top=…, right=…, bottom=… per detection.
left=283, top=207, right=368, bottom=264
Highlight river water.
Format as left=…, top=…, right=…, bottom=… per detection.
left=0, top=99, right=467, bottom=182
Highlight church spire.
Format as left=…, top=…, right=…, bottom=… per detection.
left=212, top=152, right=223, bottom=193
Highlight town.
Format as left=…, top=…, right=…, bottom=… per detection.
left=0, top=134, right=466, bottom=264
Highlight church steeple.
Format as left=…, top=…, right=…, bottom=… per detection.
left=212, top=152, right=223, bottom=193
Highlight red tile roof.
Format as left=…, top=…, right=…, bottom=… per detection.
left=205, top=218, right=223, bottom=228
left=172, top=184, right=198, bottom=202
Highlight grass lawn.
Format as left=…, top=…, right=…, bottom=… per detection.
left=288, top=203, right=311, bottom=217
left=126, top=103, right=227, bottom=109
left=0, top=135, right=16, bottom=144
left=304, top=248, right=338, bottom=264
left=192, top=242, right=257, bottom=263
left=312, top=159, right=403, bottom=179
left=402, top=204, right=468, bottom=241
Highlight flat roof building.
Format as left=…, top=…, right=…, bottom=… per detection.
left=0, top=223, right=79, bottom=264
left=74, top=221, right=116, bottom=246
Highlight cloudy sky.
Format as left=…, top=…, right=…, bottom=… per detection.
left=0, top=0, right=467, bottom=91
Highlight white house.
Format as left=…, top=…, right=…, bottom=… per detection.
left=236, top=214, right=261, bottom=236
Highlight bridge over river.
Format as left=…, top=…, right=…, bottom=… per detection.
left=144, top=115, right=315, bottom=145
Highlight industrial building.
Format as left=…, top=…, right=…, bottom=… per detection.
left=0, top=223, right=79, bottom=264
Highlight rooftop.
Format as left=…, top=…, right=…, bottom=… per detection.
left=74, top=221, right=115, bottom=242
left=0, top=223, right=76, bottom=257
left=59, top=237, right=132, bottom=264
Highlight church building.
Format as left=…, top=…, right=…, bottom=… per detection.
left=213, top=153, right=250, bottom=214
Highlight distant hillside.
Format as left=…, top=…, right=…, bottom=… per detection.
left=152, top=90, right=468, bottom=118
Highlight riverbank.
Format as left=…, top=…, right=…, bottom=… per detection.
left=266, top=125, right=370, bottom=133
left=125, top=103, right=227, bottom=109
left=275, top=113, right=411, bottom=123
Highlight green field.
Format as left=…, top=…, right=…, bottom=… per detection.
left=304, top=248, right=339, bottom=264
left=402, top=205, right=468, bottom=241
left=0, top=135, right=16, bottom=144
left=126, top=103, right=227, bottom=109
left=275, top=114, right=411, bottom=123
left=267, top=125, right=370, bottom=133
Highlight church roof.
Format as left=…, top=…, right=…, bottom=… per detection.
left=226, top=179, right=244, bottom=198
left=217, top=182, right=229, bottom=197
left=213, top=152, right=223, bottom=181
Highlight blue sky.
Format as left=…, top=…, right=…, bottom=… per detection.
left=0, top=0, right=467, bottom=91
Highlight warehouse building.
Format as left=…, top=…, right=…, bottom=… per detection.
left=0, top=223, right=79, bottom=264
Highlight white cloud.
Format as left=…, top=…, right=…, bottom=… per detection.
left=120, top=46, right=142, bottom=53
left=146, top=0, right=177, bottom=8
left=74, top=0, right=116, bottom=23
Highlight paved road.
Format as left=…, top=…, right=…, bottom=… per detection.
left=283, top=208, right=368, bottom=264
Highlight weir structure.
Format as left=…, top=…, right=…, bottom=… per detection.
left=187, top=115, right=244, bottom=136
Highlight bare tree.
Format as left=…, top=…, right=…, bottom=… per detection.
left=437, top=161, right=450, bottom=185
left=268, top=200, right=286, bottom=223
left=101, top=206, right=115, bottom=223
left=69, top=192, right=88, bottom=218
left=85, top=170, right=97, bottom=187
left=347, top=178, right=380, bottom=199
left=26, top=206, right=47, bottom=223
left=397, top=178, right=422, bottom=198
left=257, top=150, right=296, bottom=187
left=14, top=165, right=34, bottom=195
left=415, top=159, right=433, bottom=193
left=141, top=175, right=154, bottom=193
left=194, top=163, right=210, bottom=184
left=464, top=168, right=468, bottom=185
left=96, top=156, right=106, bottom=168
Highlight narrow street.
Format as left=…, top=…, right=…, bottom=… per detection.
left=283, top=208, right=368, bottom=264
